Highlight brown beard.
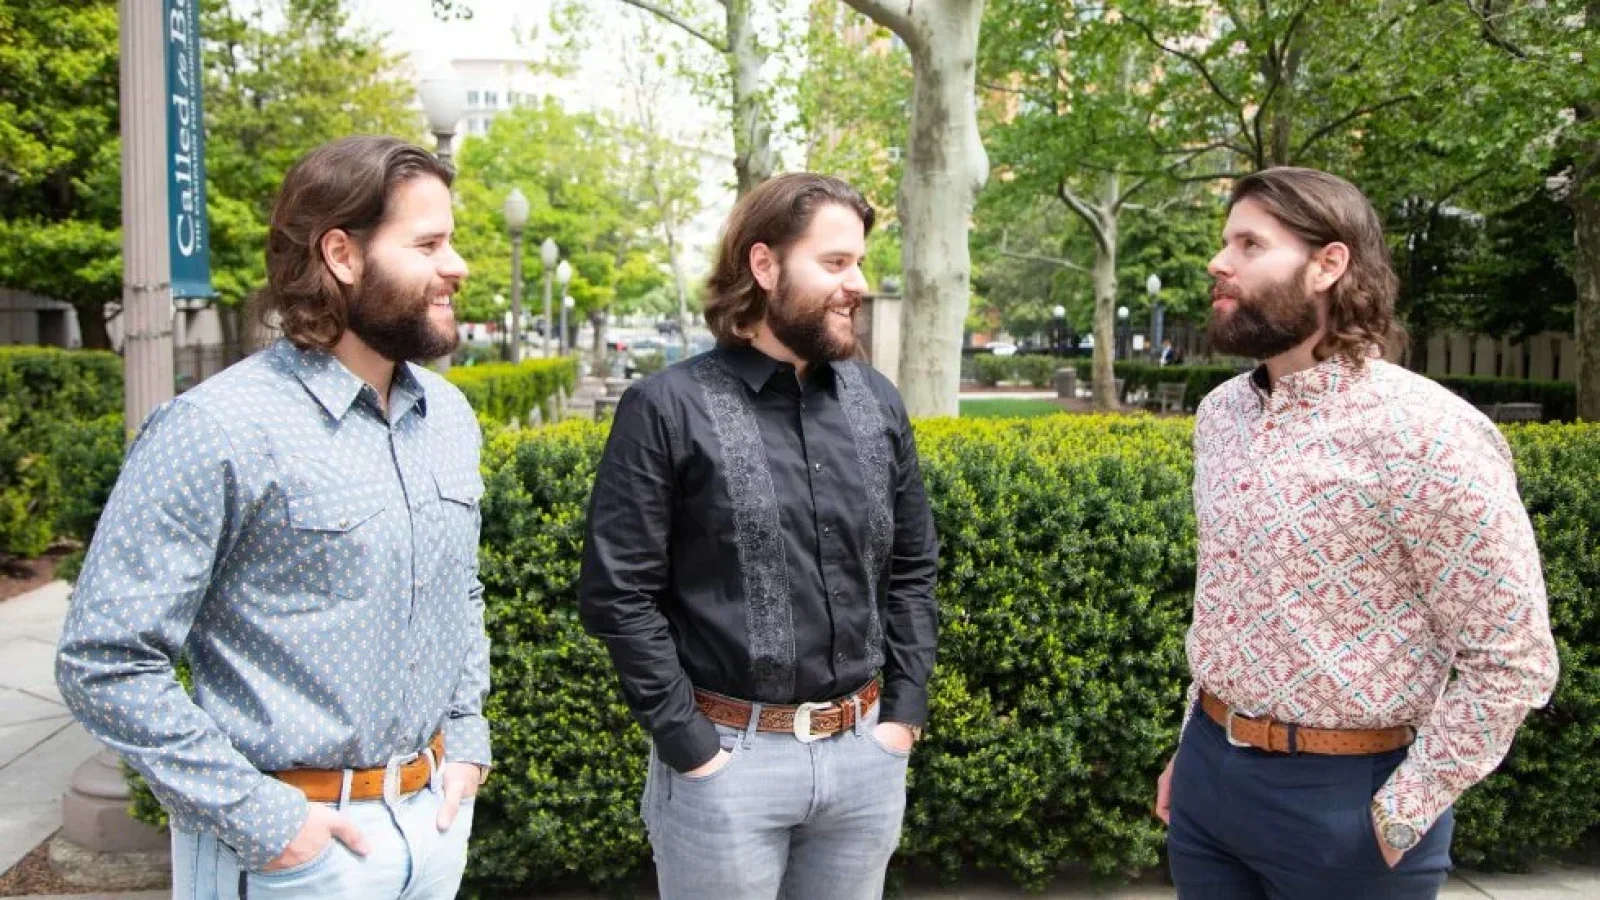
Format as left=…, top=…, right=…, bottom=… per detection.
left=766, top=268, right=859, bottom=365
left=345, top=260, right=458, bottom=363
left=1208, top=270, right=1320, bottom=360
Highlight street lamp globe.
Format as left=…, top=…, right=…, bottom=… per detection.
left=540, top=237, right=559, bottom=269
left=1146, top=274, right=1162, bottom=299
left=1052, top=304, right=1066, bottom=318
left=556, top=259, right=573, bottom=290
left=417, top=73, right=466, bottom=166
left=503, top=188, right=529, bottom=234
left=1117, top=305, right=1130, bottom=321
left=562, top=295, right=575, bottom=310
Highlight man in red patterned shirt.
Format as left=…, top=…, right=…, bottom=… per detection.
left=1153, top=167, right=1558, bottom=899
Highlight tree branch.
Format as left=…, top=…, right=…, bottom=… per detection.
left=616, top=0, right=727, bottom=53
left=1290, top=92, right=1419, bottom=160
left=1056, top=179, right=1110, bottom=254
left=1464, top=0, right=1530, bottom=59
left=840, top=0, right=917, bottom=48
left=996, top=231, right=1089, bottom=273
left=1123, top=14, right=1241, bottom=112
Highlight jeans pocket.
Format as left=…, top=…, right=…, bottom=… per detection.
left=670, top=732, right=744, bottom=785
left=251, top=839, right=337, bottom=880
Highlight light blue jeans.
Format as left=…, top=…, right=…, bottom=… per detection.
left=170, top=780, right=474, bottom=899
left=643, top=698, right=911, bottom=900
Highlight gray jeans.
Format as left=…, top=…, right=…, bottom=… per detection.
left=642, top=699, right=911, bottom=900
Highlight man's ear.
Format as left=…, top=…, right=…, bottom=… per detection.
left=1309, top=241, right=1350, bottom=293
left=750, top=242, right=779, bottom=293
left=320, top=228, right=362, bottom=287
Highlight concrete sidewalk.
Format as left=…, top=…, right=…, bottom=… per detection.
left=0, top=580, right=104, bottom=879
left=3, top=579, right=1597, bottom=898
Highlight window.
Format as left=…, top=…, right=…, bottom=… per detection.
left=484, top=91, right=499, bottom=108
left=467, top=90, right=480, bottom=107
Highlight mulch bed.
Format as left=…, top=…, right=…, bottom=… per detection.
left=0, top=549, right=70, bottom=603
left=0, top=837, right=77, bottom=897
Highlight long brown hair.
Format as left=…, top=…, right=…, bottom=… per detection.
left=252, top=136, right=453, bottom=350
left=1230, top=167, right=1406, bottom=365
left=703, top=173, right=875, bottom=345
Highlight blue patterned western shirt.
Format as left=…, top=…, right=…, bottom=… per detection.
left=56, top=340, right=490, bottom=870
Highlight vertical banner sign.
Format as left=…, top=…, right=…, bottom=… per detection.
left=165, top=0, right=212, bottom=298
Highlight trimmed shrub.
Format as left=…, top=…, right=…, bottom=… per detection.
left=1432, top=376, right=1575, bottom=422
left=1073, top=361, right=1241, bottom=410
left=124, top=416, right=1600, bottom=892
left=977, top=354, right=1059, bottom=388
left=445, top=358, right=579, bottom=425
left=0, top=348, right=124, bottom=558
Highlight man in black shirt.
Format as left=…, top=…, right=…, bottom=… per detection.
left=578, top=173, right=938, bottom=899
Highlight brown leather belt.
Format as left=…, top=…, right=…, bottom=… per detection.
left=270, top=732, right=443, bottom=803
left=1202, top=691, right=1413, bottom=755
left=695, top=681, right=880, bottom=743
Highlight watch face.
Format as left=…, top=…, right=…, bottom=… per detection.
left=1383, top=822, right=1421, bottom=852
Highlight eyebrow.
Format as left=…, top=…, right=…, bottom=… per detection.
left=412, top=231, right=451, bottom=244
left=1223, top=229, right=1266, bottom=244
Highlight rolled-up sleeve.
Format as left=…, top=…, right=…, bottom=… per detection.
left=55, top=400, right=307, bottom=871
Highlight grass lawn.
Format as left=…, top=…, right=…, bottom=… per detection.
left=958, top=398, right=1068, bottom=418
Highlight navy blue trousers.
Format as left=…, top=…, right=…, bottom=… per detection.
left=1167, top=708, right=1454, bottom=899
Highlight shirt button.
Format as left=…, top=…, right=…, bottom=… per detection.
left=813, top=463, right=822, bottom=472
left=338, top=518, right=351, bottom=528
left=822, top=525, right=832, bottom=535
left=836, top=652, right=847, bottom=664
left=1264, top=421, right=1275, bottom=431
left=1238, top=482, right=1250, bottom=491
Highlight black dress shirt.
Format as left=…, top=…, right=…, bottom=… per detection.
left=578, top=344, right=939, bottom=772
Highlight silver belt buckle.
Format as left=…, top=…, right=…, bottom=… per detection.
left=1225, top=709, right=1253, bottom=748
left=382, top=756, right=405, bottom=806
left=791, top=701, right=828, bottom=744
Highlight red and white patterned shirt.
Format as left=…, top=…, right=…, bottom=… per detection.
left=1185, top=354, right=1558, bottom=836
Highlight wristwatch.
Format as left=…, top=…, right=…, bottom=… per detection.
left=1372, top=802, right=1420, bottom=852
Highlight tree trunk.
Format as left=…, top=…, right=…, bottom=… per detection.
left=728, top=0, right=773, bottom=196
left=1090, top=214, right=1119, bottom=410
left=77, top=298, right=112, bottom=350
left=848, top=0, right=989, bottom=418
left=1576, top=150, right=1600, bottom=421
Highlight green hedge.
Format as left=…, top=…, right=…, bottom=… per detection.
left=456, top=417, right=1600, bottom=892
left=0, top=348, right=124, bottom=559
left=1432, top=375, right=1576, bottom=422
left=976, top=354, right=1058, bottom=388
left=445, top=358, right=579, bottom=425
left=1072, top=361, right=1242, bottom=410
left=119, top=410, right=1600, bottom=891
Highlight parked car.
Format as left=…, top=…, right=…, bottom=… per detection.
left=987, top=342, right=1019, bottom=356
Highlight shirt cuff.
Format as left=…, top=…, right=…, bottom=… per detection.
left=879, top=677, right=929, bottom=729
left=443, top=714, right=493, bottom=770
left=220, top=777, right=310, bottom=872
left=654, top=714, right=723, bottom=773
left=1373, top=761, right=1448, bottom=839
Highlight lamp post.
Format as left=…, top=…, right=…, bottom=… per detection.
left=1146, top=273, right=1164, bottom=363
left=1051, top=304, right=1067, bottom=356
left=540, top=238, right=558, bottom=357
left=418, top=73, right=466, bottom=172
left=503, top=189, right=529, bottom=363
left=556, top=259, right=573, bottom=354
left=1117, top=305, right=1130, bottom=361
left=494, top=293, right=507, bottom=359
left=561, top=295, right=575, bottom=357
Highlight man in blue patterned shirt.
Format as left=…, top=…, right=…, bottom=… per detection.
left=56, top=136, right=490, bottom=898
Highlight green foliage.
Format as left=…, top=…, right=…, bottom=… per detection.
left=1073, top=362, right=1242, bottom=411
left=959, top=398, right=1065, bottom=419
left=975, top=354, right=1059, bottom=388
left=444, top=358, right=580, bottom=426
left=0, top=347, right=123, bottom=558
left=1432, top=376, right=1577, bottom=422
left=119, top=413, right=1600, bottom=890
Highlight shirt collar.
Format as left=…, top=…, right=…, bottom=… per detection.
left=716, top=342, right=836, bottom=394
left=1249, top=353, right=1365, bottom=408
left=274, top=339, right=429, bottom=422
